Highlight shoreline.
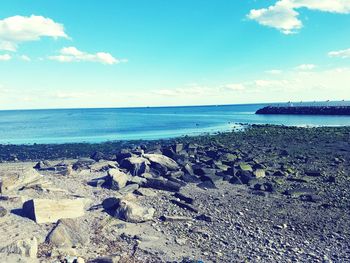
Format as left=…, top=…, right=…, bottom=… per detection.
left=1, top=124, right=349, bottom=162
left=0, top=124, right=349, bottom=262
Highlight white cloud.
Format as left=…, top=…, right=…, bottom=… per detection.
left=266, top=69, right=283, bottom=74
left=328, top=48, right=350, bottom=58
left=222, top=83, right=246, bottom=91
left=295, top=64, right=316, bottom=70
left=0, top=54, right=11, bottom=61
left=248, top=0, right=350, bottom=34
left=49, top=46, right=124, bottom=65
left=0, top=15, right=68, bottom=51
left=19, top=55, right=31, bottom=61
left=248, top=2, right=302, bottom=34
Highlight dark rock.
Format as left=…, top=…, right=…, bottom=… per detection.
left=72, top=158, right=95, bottom=170
left=115, top=150, right=134, bottom=163
left=90, top=151, right=105, bottom=161
left=145, top=178, right=182, bottom=192
left=33, top=160, right=54, bottom=171
left=174, top=192, right=194, bottom=204
left=182, top=163, right=195, bottom=176
left=305, top=169, right=322, bottom=177
left=273, top=170, right=286, bottom=177
left=197, top=180, right=217, bottom=189
left=195, top=214, right=212, bottom=222
left=180, top=173, right=201, bottom=183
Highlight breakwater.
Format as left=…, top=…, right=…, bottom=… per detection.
left=256, top=106, right=350, bottom=115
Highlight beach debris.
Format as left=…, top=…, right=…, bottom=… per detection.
left=22, top=198, right=87, bottom=224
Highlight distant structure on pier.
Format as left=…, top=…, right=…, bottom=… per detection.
left=257, top=100, right=350, bottom=115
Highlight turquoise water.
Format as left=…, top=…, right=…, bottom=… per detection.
left=1, top=104, right=350, bottom=144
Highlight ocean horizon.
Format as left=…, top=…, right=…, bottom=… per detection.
left=1, top=101, right=350, bottom=145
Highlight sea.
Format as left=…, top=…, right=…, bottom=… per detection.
left=1, top=103, right=350, bottom=145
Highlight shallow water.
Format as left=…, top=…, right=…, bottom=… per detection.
left=1, top=103, right=350, bottom=144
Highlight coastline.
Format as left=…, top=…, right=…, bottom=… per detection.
left=1, top=124, right=349, bottom=162
left=0, top=124, right=349, bottom=262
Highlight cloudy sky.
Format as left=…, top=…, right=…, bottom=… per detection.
left=0, top=0, right=350, bottom=110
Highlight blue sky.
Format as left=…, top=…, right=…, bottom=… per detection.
left=0, top=0, right=350, bottom=109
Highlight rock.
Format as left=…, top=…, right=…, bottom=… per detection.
left=0, top=206, right=7, bottom=217
left=23, top=198, right=87, bottom=224
left=183, top=163, right=195, bottom=176
left=89, top=161, right=117, bottom=172
left=195, top=214, right=212, bottom=222
left=88, top=256, right=120, bottom=263
left=253, top=169, right=266, bottom=178
left=305, top=169, right=322, bottom=177
left=120, top=157, right=150, bottom=176
left=127, top=175, right=147, bottom=186
left=135, top=188, right=157, bottom=197
left=90, top=151, right=105, bottom=161
left=273, top=170, right=286, bottom=177
left=33, top=160, right=54, bottom=170
left=145, top=178, right=182, bottom=192
left=160, top=215, right=192, bottom=222
left=174, top=192, right=194, bottom=204
left=170, top=199, right=198, bottom=213
left=72, top=158, right=95, bottom=170
left=113, top=197, right=155, bottom=223
left=175, top=237, right=187, bottom=245
left=0, top=237, right=38, bottom=258
left=238, top=163, right=253, bottom=172
left=103, top=169, right=128, bottom=190
left=197, top=180, right=217, bottom=189
left=118, top=184, right=139, bottom=195
left=46, top=218, right=89, bottom=248
left=0, top=167, right=43, bottom=194
left=236, top=170, right=253, bottom=184
left=172, top=143, right=184, bottom=153
left=143, top=154, right=179, bottom=171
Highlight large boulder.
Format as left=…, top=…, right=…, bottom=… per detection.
left=110, top=196, right=155, bottom=223
left=120, top=157, right=150, bottom=176
left=103, top=169, right=128, bottom=190
left=23, top=198, right=87, bottom=224
left=0, top=167, right=43, bottom=194
left=143, top=154, right=179, bottom=171
left=46, top=218, right=89, bottom=248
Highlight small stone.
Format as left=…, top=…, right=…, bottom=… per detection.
left=0, top=206, right=7, bottom=217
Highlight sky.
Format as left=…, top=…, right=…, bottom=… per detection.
left=0, top=0, right=350, bottom=110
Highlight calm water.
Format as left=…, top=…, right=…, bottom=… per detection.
left=1, top=104, right=350, bottom=144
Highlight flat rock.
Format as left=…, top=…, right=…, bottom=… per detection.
left=23, top=198, right=87, bottom=224
left=143, top=154, right=179, bottom=171
left=0, top=167, right=43, bottom=194
left=135, top=188, right=157, bottom=197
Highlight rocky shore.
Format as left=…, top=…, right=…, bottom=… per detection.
left=0, top=125, right=350, bottom=262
